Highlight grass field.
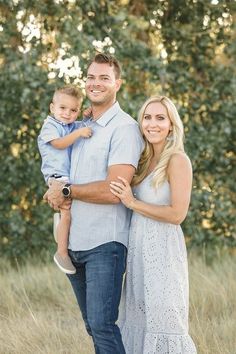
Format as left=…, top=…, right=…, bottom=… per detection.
left=0, top=252, right=235, bottom=354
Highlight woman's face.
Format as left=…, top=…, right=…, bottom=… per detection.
left=141, top=102, right=172, bottom=146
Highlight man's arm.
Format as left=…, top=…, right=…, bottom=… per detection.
left=43, top=164, right=135, bottom=209
left=71, top=164, right=135, bottom=203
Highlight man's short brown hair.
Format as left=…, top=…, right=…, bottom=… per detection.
left=53, top=85, right=83, bottom=102
left=87, top=53, right=122, bottom=79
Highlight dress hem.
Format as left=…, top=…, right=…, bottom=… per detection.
left=120, top=323, right=197, bottom=354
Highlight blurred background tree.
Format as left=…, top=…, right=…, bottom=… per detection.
left=0, top=0, right=235, bottom=261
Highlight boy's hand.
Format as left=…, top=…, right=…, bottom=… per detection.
left=78, top=127, right=92, bottom=138
left=83, top=106, right=92, bottom=117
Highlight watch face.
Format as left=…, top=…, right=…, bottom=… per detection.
left=63, top=188, right=69, bottom=196
left=62, top=186, right=70, bottom=196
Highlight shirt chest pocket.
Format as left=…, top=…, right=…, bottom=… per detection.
left=84, top=141, right=109, bottom=179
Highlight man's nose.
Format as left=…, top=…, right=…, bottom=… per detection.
left=92, top=78, right=102, bottom=86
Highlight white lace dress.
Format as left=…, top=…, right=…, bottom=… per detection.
left=118, top=174, right=197, bottom=354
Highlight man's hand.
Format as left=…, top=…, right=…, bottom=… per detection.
left=43, top=179, right=71, bottom=210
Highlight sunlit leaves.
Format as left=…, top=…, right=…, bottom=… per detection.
left=0, top=0, right=235, bottom=261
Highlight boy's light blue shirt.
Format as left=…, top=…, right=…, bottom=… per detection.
left=69, top=102, right=144, bottom=251
left=37, top=115, right=81, bottom=183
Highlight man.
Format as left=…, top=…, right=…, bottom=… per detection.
left=44, top=53, right=143, bottom=353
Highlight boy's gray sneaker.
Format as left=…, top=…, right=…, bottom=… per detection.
left=53, top=213, right=60, bottom=243
left=54, top=252, right=76, bottom=274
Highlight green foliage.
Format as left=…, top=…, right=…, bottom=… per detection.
left=0, top=0, right=235, bottom=260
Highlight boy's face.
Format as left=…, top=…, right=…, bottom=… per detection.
left=50, top=93, right=81, bottom=124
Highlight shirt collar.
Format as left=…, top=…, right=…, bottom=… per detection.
left=83, top=102, right=121, bottom=127
left=47, top=115, right=74, bottom=127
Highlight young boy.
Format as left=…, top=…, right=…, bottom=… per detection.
left=38, top=86, right=92, bottom=274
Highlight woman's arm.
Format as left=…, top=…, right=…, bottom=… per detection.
left=110, top=153, right=192, bottom=225
left=50, top=127, right=92, bottom=149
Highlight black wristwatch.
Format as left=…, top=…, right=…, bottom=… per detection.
left=62, top=183, right=71, bottom=198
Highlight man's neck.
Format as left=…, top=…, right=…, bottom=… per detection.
left=91, top=101, right=117, bottom=120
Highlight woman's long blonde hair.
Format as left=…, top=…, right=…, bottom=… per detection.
left=132, top=96, right=185, bottom=188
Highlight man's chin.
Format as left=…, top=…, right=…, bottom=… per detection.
left=89, top=99, right=105, bottom=106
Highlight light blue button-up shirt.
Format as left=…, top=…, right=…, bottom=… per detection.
left=69, top=102, right=144, bottom=251
left=38, top=115, right=81, bottom=183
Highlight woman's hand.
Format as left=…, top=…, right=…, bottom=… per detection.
left=110, top=176, right=136, bottom=209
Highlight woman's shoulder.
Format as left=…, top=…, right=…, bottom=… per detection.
left=168, top=152, right=192, bottom=172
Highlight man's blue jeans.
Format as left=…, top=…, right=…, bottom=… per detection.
left=67, top=242, right=127, bottom=354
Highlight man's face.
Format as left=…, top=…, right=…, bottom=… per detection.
left=85, top=62, right=121, bottom=106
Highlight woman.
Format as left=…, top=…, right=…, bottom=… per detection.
left=110, top=96, right=197, bottom=353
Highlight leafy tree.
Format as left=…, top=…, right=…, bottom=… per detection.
left=0, top=0, right=235, bottom=261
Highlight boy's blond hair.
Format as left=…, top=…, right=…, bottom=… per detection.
left=53, top=85, right=83, bottom=102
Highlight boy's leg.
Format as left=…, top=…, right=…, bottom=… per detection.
left=54, top=209, right=76, bottom=274
left=53, top=212, right=60, bottom=242
left=56, top=209, right=70, bottom=256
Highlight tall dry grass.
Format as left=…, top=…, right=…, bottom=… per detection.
left=188, top=252, right=236, bottom=354
left=0, top=252, right=235, bottom=354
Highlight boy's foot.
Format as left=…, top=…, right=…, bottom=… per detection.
left=53, top=213, right=60, bottom=243
left=54, top=252, right=76, bottom=274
